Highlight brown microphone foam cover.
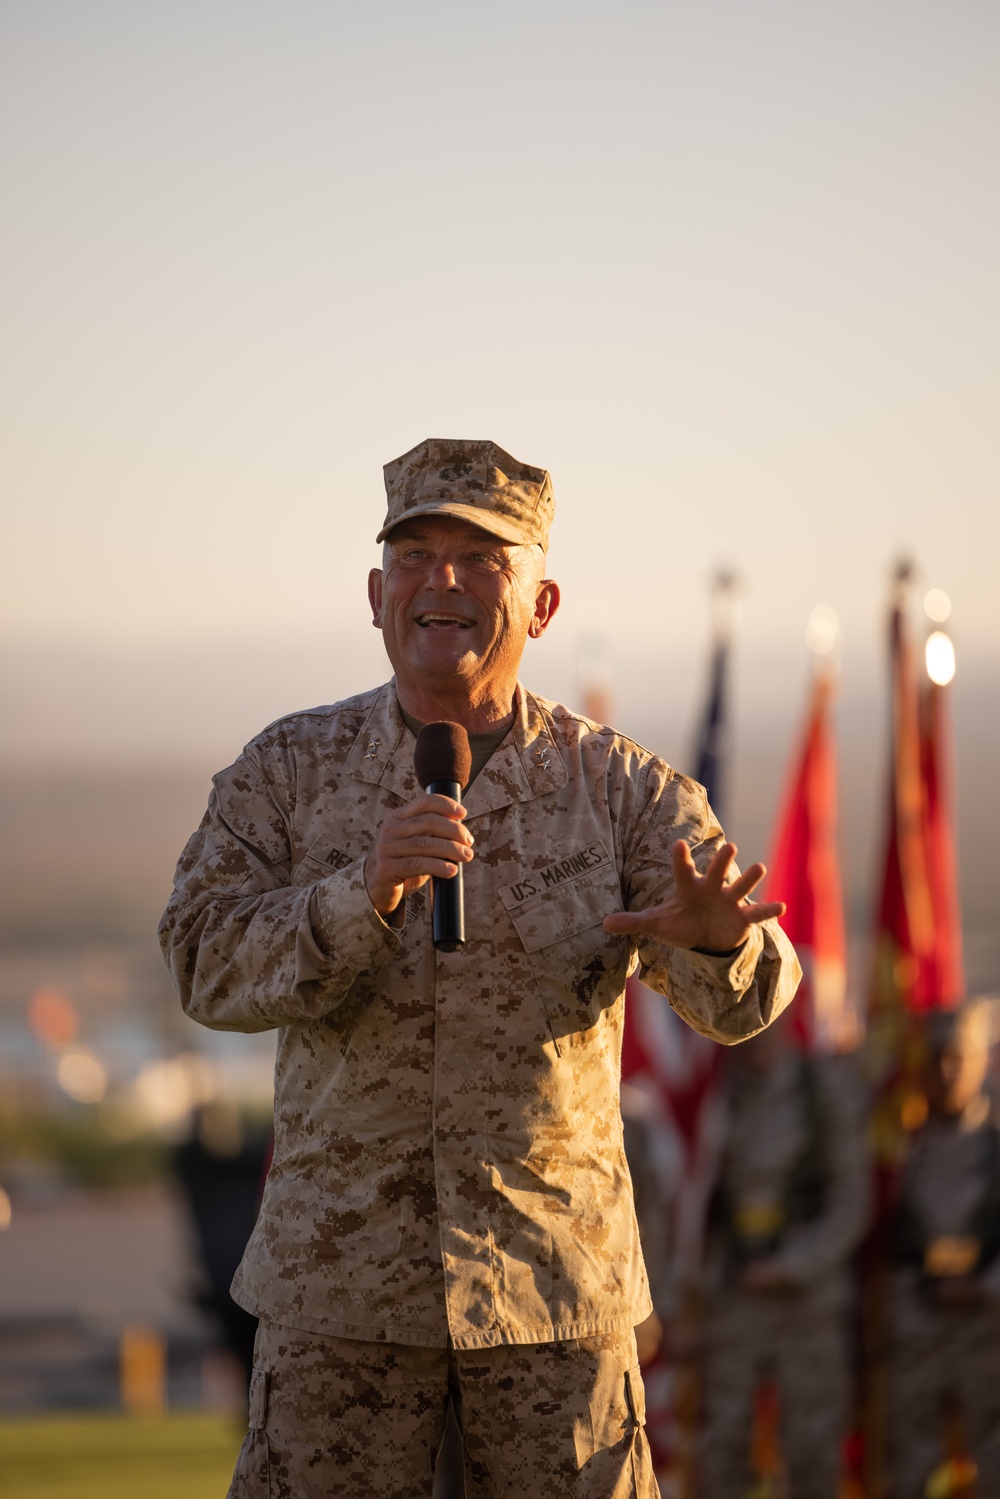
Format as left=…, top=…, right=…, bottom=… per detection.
left=414, top=721, right=472, bottom=790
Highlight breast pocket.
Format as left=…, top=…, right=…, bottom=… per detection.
left=505, top=862, right=631, bottom=1053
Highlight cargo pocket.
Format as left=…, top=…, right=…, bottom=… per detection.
left=227, top=1367, right=272, bottom=1499
left=622, top=1363, right=646, bottom=1433
left=573, top=1357, right=647, bottom=1465
left=622, top=1364, right=656, bottom=1498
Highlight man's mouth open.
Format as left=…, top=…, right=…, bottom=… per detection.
left=416, top=614, right=475, bottom=629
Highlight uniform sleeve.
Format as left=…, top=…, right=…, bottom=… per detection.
left=621, top=758, right=802, bottom=1045
left=770, top=1056, right=872, bottom=1286
left=157, top=747, right=402, bottom=1032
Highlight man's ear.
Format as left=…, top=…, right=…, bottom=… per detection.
left=529, top=579, right=561, bottom=639
left=368, top=569, right=384, bottom=628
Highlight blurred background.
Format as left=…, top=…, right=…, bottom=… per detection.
left=1, top=1, right=997, bottom=1493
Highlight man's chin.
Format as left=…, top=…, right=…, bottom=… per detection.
left=400, top=643, right=481, bottom=685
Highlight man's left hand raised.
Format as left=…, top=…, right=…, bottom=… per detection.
left=602, top=840, right=786, bottom=954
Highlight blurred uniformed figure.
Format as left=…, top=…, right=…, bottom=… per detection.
left=621, top=1091, right=671, bottom=1364
left=698, top=1012, right=870, bottom=1498
left=887, top=1000, right=1000, bottom=1496
left=173, top=1101, right=271, bottom=1394
left=619, top=1087, right=676, bottom=1477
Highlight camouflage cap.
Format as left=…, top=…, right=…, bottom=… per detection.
left=377, top=439, right=554, bottom=550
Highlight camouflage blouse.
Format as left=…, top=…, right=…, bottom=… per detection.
left=159, top=682, right=799, bottom=1349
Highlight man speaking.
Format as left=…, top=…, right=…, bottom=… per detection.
left=159, top=438, right=800, bottom=1498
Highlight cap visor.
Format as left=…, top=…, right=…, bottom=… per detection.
left=376, top=502, right=536, bottom=548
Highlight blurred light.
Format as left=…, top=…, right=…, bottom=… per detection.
left=805, top=605, right=840, bottom=655
left=0, top=1187, right=11, bottom=1231
left=118, top=1052, right=218, bottom=1134
left=924, top=587, right=952, bottom=622
left=57, top=1049, right=107, bottom=1104
left=926, top=630, right=956, bottom=686
left=578, top=634, right=613, bottom=723
left=28, top=989, right=78, bottom=1048
left=901, top=1091, right=929, bottom=1133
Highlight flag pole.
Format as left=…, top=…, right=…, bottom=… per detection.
left=862, top=557, right=938, bottom=1496
left=693, top=569, right=739, bottom=821
left=919, top=590, right=964, bottom=1010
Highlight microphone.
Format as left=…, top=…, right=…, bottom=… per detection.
left=414, top=722, right=472, bottom=953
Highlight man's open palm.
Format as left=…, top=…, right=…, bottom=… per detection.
left=603, top=840, right=785, bottom=953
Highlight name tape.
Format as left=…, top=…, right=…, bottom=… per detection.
left=499, top=840, right=612, bottom=911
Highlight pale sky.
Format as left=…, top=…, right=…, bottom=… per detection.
left=1, top=0, right=997, bottom=763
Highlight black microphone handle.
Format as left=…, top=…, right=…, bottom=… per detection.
left=426, top=778, right=465, bottom=952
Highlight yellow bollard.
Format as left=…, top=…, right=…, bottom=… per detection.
left=120, top=1324, right=166, bottom=1416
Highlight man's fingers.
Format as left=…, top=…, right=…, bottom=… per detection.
left=726, top=862, right=766, bottom=901
left=385, top=839, right=472, bottom=867
left=385, top=829, right=474, bottom=860
left=379, top=844, right=473, bottom=884
left=605, top=841, right=783, bottom=950
left=394, top=856, right=466, bottom=880
left=366, top=794, right=475, bottom=913
left=703, top=841, right=738, bottom=889
left=672, top=839, right=738, bottom=890
left=605, top=900, right=785, bottom=938
left=397, top=792, right=468, bottom=823
left=742, top=900, right=786, bottom=925
left=401, top=807, right=474, bottom=839
left=602, top=912, right=654, bottom=935
left=385, top=811, right=474, bottom=850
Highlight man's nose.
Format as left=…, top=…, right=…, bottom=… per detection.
left=427, top=557, right=463, bottom=589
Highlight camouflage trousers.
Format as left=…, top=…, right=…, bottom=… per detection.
left=888, top=1278, right=1000, bottom=1498
left=227, top=1319, right=657, bottom=1499
left=701, top=1288, right=849, bottom=1499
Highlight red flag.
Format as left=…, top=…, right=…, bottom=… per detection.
left=918, top=627, right=964, bottom=1008
left=859, top=576, right=965, bottom=1499
left=765, top=668, right=848, bottom=1053
left=869, top=570, right=936, bottom=1035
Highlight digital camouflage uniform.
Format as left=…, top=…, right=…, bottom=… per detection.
left=159, top=680, right=800, bottom=1496
left=700, top=1049, right=869, bottom=1498
left=235, top=1322, right=650, bottom=1499
left=888, top=1096, right=1000, bottom=1497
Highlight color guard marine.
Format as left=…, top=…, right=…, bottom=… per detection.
left=887, top=1001, right=1000, bottom=1497
left=698, top=1013, right=869, bottom=1499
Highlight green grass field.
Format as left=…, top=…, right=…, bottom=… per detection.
left=0, top=1413, right=245, bottom=1499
